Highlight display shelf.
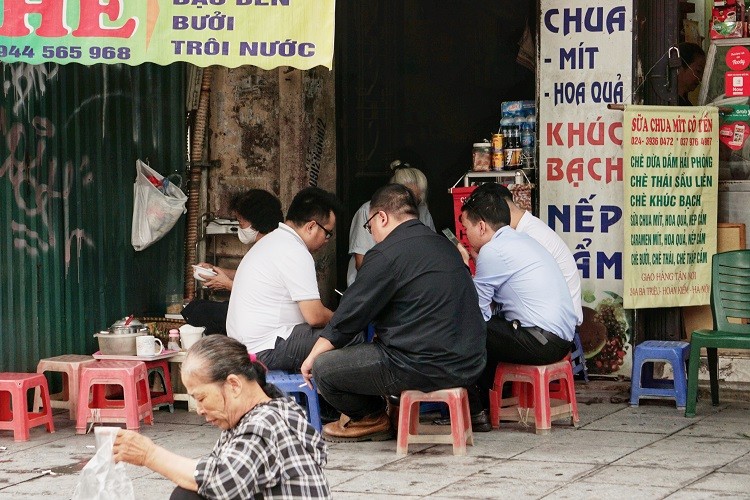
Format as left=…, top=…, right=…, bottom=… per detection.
left=461, top=169, right=533, bottom=187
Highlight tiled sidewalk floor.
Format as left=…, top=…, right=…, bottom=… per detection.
left=0, top=381, right=748, bottom=499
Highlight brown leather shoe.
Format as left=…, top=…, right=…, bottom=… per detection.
left=322, top=412, right=393, bottom=443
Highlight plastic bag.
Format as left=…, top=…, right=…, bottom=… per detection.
left=131, top=159, right=187, bottom=251
left=72, top=428, right=135, bottom=500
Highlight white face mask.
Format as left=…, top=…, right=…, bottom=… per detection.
left=237, top=226, right=259, bottom=244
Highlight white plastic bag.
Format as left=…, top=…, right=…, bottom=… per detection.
left=72, top=428, right=135, bottom=500
left=131, top=159, right=187, bottom=251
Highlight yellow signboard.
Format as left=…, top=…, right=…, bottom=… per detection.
left=0, top=0, right=335, bottom=69
left=623, top=105, right=719, bottom=308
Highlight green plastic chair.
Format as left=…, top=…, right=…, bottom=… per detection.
left=686, top=250, right=750, bottom=417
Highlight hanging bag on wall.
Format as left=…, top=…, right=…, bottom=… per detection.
left=131, top=159, right=187, bottom=251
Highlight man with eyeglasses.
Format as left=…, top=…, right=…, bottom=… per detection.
left=226, top=187, right=343, bottom=372
left=456, top=183, right=576, bottom=415
left=301, top=184, right=486, bottom=442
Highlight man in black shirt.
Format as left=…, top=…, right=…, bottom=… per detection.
left=301, top=184, right=486, bottom=442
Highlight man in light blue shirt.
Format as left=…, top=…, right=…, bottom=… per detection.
left=458, top=183, right=576, bottom=367
left=434, top=183, right=577, bottom=430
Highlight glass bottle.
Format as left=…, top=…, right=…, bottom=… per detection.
left=168, top=329, right=181, bottom=351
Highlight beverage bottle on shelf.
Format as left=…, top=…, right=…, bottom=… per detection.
left=521, top=121, right=535, bottom=160
left=168, top=329, right=181, bottom=351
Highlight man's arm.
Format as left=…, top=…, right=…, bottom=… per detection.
left=354, top=253, right=365, bottom=270
left=298, top=299, right=334, bottom=327
left=301, top=337, right=335, bottom=387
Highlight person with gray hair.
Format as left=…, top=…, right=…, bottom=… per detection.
left=113, top=335, right=330, bottom=500
left=346, top=159, right=435, bottom=285
left=301, top=183, right=486, bottom=442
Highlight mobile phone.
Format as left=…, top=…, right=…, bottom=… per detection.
left=442, top=228, right=460, bottom=246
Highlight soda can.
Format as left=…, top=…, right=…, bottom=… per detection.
left=504, top=148, right=522, bottom=169
left=491, top=150, right=504, bottom=170
left=491, top=133, right=504, bottom=151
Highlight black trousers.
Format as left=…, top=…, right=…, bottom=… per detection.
left=170, top=486, right=203, bottom=500
left=468, top=316, right=573, bottom=413
left=180, top=299, right=229, bottom=335
left=255, top=323, right=323, bottom=372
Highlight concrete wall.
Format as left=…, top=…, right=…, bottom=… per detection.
left=205, top=66, right=338, bottom=307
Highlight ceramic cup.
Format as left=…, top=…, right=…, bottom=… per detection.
left=94, top=426, right=120, bottom=452
left=136, top=335, right=164, bottom=357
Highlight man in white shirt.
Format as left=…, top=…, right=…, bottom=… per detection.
left=492, top=183, right=583, bottom=325
left=226, top=187, right=343, bottom=371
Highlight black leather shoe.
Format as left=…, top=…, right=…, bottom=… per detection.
left=433, top=409, right=491, bottom=432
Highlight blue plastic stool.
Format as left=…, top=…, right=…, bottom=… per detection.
left=571, top=330, right=589, bottom=382
left=266, top=371, right=322, bottom=431
left=630, top=340, right=690, bottom=408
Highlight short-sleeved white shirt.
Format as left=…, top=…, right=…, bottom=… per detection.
left=346, top=201, right=435, bottom=286
left=226, top=223, right=320, bottom=353
left=516, top=211, right=583, bottom=325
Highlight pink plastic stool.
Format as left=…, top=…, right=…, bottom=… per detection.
left=76, top=360, right=153, bottom=434
left=144, top=359, right=174, bottom=412
left=0, top=372, right=56, bottom=442
left=489, top=356, right=580, bottom=435
left=396, top=388, right=473, bottom=456
left=33, top=355, right=97, bottom=419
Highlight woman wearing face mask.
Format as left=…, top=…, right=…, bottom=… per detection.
left=182, top=189, right=283, bottom=335
left=198, top=190, right=283, bottom=292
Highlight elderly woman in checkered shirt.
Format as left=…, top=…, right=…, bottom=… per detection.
left=113, top=335, right=330, bottom=500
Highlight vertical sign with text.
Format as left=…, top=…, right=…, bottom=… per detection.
left=539, top=2, right=633, bottom=376
left=623, top=106, right=718, bottom=308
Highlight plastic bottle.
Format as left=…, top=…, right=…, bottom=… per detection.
left=168, top=329, right=181, bottom=351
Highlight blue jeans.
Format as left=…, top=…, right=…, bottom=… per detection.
left=313, top=342, right=426, bottom=421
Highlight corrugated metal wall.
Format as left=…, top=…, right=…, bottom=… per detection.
left=1, top=62, right=186, bottom=372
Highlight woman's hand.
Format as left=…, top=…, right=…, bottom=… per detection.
left=113, top=429, right=156, bottom=467
left=113, top=429, right=200, bottom=490
left=203, top=267, right=233, bottom=291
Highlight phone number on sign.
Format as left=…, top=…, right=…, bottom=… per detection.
left=0, top=45, right=131, bottom=60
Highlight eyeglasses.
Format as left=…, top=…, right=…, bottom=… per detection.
left=363, top=212, right=378, bottom=234
left=314, top=220, right=333, bottom=240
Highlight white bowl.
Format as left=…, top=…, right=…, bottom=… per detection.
left=192, top=265, right=217, bottom=281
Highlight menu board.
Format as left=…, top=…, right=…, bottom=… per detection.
left=623, top=105, right=719, bottom=308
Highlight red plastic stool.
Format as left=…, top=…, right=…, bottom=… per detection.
left=33, top=355, right=97, bottom=420
left=396, top=388, right=473, bottom=456
left=76, top=360, right=153, bottom=434
left=489, top=356, right=580, bottom=435
left=0, top=373, right=56, bottom=442
left=144, top=359, right=175, bottom=412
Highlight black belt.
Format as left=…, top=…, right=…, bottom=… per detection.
left=511, top=320, right=556, bottom=345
